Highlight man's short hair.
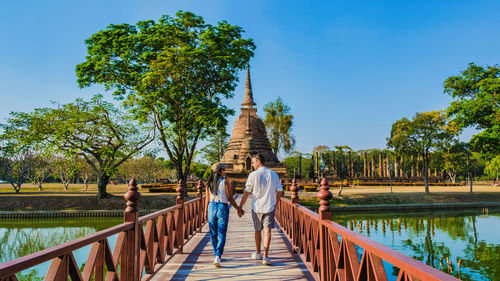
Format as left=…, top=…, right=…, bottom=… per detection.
left=252, top=153, right=265, bottom=165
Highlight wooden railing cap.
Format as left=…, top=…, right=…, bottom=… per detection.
left=317, top=177, right=332, bottom=212
left=124, top=178, right=141, bottom=214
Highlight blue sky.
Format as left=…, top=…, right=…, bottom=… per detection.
left=1, top=0, right=499, bottom=157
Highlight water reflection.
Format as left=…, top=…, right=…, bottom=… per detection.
left=0, top=218, right=121, bottom=280
left=333, top=209, right=500, bottom=281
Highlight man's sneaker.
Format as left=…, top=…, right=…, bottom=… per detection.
left=214, top=256, right=221, bottom=268
left=251, top=252, right=263, bottom=260
left=262, top=256, right=272, bottom=265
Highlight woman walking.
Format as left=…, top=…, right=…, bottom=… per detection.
left=204, top=163, right=245, bottom=268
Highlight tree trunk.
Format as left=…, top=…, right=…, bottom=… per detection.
left=450, top=173, right=456, bottom=184
left=338, top=179, right=343, bottom=196
left=97, top=173, right=111, bottom=199
left=37, top=181, right=43, bottom=191
left=469, top=172, right=473, bottom=193
left=10, top=181, right=21, bottom=193
left=423, top=162, right=429, bottom=194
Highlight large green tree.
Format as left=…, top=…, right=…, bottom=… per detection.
left=263, top=97, right=295, bottom=157
left=387, top=111, right=459, bottom=193
left=0, top=146, right=35, bottom=193
left=444, top=63, right=500, bottom=160
left=283, top=151, right=312, bottom=179
left=200, top=128, right=229, bottom=165
left=485, top=155, right=500, bottom=184
left=442, top=142, right=469, bottom=183
left=1, top=96, right=154, bottom=198
left=76, top=11, right=255, bottom=183
left=333, top=145, right=351, bottom=196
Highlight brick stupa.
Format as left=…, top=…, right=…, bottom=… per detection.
left=220, top=66, right=286, bottom=183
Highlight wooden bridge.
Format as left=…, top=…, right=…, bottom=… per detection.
left=0, top=179, right=459, bottom=281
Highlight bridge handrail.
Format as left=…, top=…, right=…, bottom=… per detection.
left=0, top=222, right=134, bottom=278
left=0, top=178, right=207, bottom=281
left=275, top=178, right=460, bottom=281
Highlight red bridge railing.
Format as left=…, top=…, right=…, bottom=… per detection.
left=275, top=178, right=460, bottom=281
left=0, top=178, right=206, bottom=281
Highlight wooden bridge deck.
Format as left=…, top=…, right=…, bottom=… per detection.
left=150, top=196, right=315, bottom=281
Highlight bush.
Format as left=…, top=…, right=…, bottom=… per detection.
left=356, top=182, right=463, bottom=186
left=141, top=183, right=177, bottom=189
left=302, top=185, right=317, bottom=192
left=149, top=187, right=177, bottom=193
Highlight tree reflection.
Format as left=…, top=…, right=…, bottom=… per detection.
left=0, top=218, right=120, bottom=263
left=334, top=209, right=500, bottom=280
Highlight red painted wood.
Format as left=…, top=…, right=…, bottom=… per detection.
left=0, top=177, right=207, bottom=281
left=276, top=196, right=461, bottom=281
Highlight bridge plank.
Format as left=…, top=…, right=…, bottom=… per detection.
left=150, top=196, right=314, bottom=281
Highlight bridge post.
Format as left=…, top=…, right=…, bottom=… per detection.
left=123, top=178, right=141, bottom=281
left=176, top=179, right=185, bottom=253
left=290, top=178, right=300, bottom=252
left=317, top=178, right=332, bottom=281
left=197, top=179, right=204, bottom=232
left=278, top=179, right=285, bottom=233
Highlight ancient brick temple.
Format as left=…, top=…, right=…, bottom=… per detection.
left=220, top=66, right=286, bottom=183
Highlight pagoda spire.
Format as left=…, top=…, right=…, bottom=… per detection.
left=245, top=107, right=252, bottom=135
left=241, top=64, right=256, bottom=108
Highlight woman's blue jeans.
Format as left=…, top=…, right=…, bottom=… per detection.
left=207, top=201, right=229, bottom=257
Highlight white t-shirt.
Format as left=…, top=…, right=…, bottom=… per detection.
left=209, top=178, right=228, bottom=203
left=245, top=166, right=283, bottom=213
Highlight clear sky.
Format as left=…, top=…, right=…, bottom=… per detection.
left=1, top=0, right=499, bottom=157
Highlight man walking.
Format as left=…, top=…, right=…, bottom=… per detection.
left=239, top=153, right=283, bottom=265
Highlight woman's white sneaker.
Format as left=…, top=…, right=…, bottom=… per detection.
left=251, top=252, right=263, bottom=260
left=214, top=256, right=221, bottom=268
left=262, top=257, right=272, bottom=265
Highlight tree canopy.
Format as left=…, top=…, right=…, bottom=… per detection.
left=264, top=97, right=295, bottom=157
left=485, top=155, right=500, bottom=184
left=444, top=63, right=500, bottom=160
left=76, top=11, right=255, bottom=182
left=200, top=128, right=229, bottom=165
left=1, top=95, right=154, bottom=198
left=387, top=110, right=459, bottom=193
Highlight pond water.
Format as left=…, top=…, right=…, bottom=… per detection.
left=0, top=218, right=122, bottom=280
left=332, top=208, right=500, bottom=281
left=1, top=209, right=499, bottom=280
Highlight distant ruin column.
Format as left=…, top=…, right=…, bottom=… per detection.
left=394, top=154, right=399, bottom=177
left=315, top=152, right=319, bottom=180
left=400, top=155, right=404, bottom=178
left=363, top=152, right=367, bottom=177
left=434, top=168, right=437, bottom=177
left=378, top=152, right=382, bottom=177
left=371, top=154, right=375, bottom=177
left=410, top=155, right=415, bottom=177
left=386, top=154, right=390, bottom=177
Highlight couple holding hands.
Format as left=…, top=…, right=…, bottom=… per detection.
left=203, top=153, right=284, bottom=268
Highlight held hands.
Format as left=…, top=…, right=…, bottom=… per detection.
left=237, top=207, right=245, bottom=217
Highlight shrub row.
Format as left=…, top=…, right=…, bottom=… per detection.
left=141, top=183, right=178, bottom=189
left=357, top=182, right=464, bottom=186
left=284, top=183, right=351, bottom=192
left=148, top=187, right=199, bottom=193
